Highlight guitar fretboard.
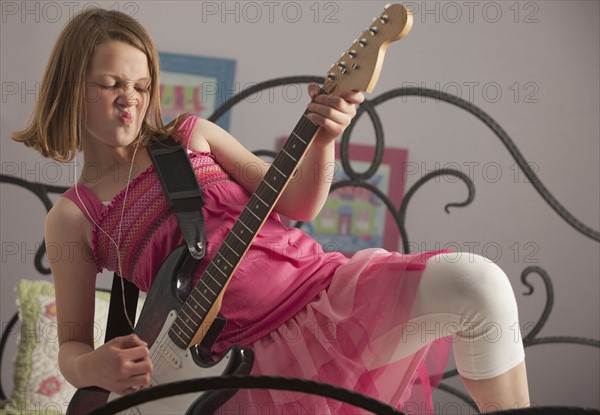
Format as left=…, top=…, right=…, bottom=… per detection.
left=168, top=109, right=320, bottom=349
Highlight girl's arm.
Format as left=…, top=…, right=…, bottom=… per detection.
left=45, top=199, right=152, bottom=394
left=188, top=84, right=364, bottom=221
left=279, top=85, right=364, bottom=220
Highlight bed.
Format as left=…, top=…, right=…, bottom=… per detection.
left=1, top=77, right=598, bottom=414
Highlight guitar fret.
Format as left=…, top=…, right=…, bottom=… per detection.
left=201, top=281, right=221, bottom=296
left=228, top=234, right=246, bottom=254
left=204, top=269, right=223, bottom=288
left=172, top=319, right=193, bottom=337
left=201, top=280, right=217, bottom=296
left=302, top=112, right=318, bottom=126
left=213, top=262, right=229, bottom=278
left=232, top=222, right=249, bottom=243
left=262, top=179, right=278, bottom=193
left=218, top=247, right=233, bottom=264
left=223, top=240, right=240, bottom=256
left=169, top=327, right=188, bottom=345
left=231, top=229, right=247, bottom=246
left=271, top=164, right=287, bottom=179
left=282, top=148, right=297, bottom=162
left=185, top=299, right=203, bottom=318
left=183, top=302, right=203, bottom=322
left=217, top=251, right=234, bottom=270
left=178, top=311, right=196, bottom=332
left=189, top=293, right=208, bottom=313
left=241, top=211, right=261, bottom=232
left=246, top=207, right=261, bottom=220
left=199, top=290, right=212, bottom=304
left=257, top=184, right=278, bottom=205
left=254, top=194, right=269, bottom=208
left=208, top=273, right=223, bottom=288
left=283, top=139, right=307, bottom=161
left=291, top=131, right=307, bottom=144
left=275, top=152, right=297, bottom=178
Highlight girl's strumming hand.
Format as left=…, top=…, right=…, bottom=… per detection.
left=80, top=333, right=153, bottom=395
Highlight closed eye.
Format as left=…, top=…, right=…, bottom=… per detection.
left=92, top=82, right=150, bottom=93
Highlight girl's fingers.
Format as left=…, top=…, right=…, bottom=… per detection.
left=127, top=345, right=151, bottom=361
left=115, top=333, right=147, bottom=349
left=309, top=105, right=352, bottom=126
left=308, top=82, right=321, bottom=99
left=340, top=90, right=365, bottom=105
left=307, top=83, right=365, bottom=106
left=305, top=83, right=364, bottom=141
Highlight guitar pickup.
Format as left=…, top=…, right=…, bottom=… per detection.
left=156, top=342, right=183, bottom=369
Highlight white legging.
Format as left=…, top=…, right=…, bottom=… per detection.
left=398, top=252, right=526, bottom=380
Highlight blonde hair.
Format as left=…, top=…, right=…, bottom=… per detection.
left=12, top=8, right=184, bottom=162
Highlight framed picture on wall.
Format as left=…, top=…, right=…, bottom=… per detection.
left=158, top=52, right=236, bottom=131
left=278, top=138, right=408, bottom=256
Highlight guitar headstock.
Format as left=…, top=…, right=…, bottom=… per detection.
left=322, top=3, right=413, bottom=95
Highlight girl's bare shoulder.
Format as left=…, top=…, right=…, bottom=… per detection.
left=45, top=195, right=93, bottom=248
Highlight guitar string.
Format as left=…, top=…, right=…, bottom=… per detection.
left=149, top=326, right=171, bottom=383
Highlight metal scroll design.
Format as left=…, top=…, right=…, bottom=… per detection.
left=0, top=174, right=67, bottom=275
left=210, top=77, right=600, bottom=410
left=368, top=88, right=600, bottom=410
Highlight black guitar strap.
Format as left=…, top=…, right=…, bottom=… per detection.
left=148, top=136, right=207, bottom=260
left=104, top=136, right=209, bottom=343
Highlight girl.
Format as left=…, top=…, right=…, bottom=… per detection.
left=13, top=8, right=530, bottom=414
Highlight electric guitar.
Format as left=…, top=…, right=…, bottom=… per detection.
left=67, top=4, right=413, bottom=414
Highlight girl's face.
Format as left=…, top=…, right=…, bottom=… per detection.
left=84, top=41, right=151, bottom=150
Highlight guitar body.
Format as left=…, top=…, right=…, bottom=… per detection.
left=67, top=246, right=255, bottom=415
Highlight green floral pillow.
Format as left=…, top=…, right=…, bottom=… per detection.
left=3, top=280, right=142, bottom=415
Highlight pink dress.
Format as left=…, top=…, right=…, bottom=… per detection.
left=62, top=116, right=451, bottom=413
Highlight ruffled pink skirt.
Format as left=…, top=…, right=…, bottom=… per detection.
left=215, top=248, right=452, bottom=414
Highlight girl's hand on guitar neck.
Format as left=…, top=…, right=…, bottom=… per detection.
left=79, top=333, right=153, bottom=395
left=306, top=82, right=365, bottom=146
left=271, top=83, right=364, bottom=221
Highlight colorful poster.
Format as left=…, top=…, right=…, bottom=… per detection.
left=159, top=52, right=236, bottom=131
left=278, top=138, right=408, bottom=255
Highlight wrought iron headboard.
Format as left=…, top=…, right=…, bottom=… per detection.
left=1, top=77, right=598, bottom=414
left=210, top=76, right=600, bottom=411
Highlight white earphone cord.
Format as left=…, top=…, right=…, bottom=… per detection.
left=73, top=142, right=140, bottom=331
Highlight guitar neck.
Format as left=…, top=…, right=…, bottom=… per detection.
left=166, top=2, right=414, bottom=349
left=168, top=109, right=320, bottom=349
